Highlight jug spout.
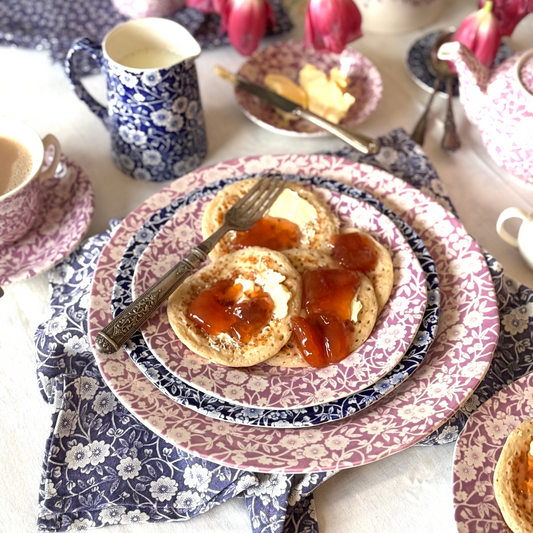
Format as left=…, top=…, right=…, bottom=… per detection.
left=438, top=41, right=490, bottom=125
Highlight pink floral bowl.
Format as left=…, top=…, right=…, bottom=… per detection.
left=236, top=40, right=383, bottom=137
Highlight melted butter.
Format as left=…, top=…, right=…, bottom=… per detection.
left=267, top=189, right=317, bottom=233
left=350, top=295, right=362, bottom=322
left=235, top=272, right=291, bottom=319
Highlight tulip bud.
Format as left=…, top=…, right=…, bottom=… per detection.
left=478, top=0, right=531, bottom=36
left=305, top=0, right=363, bottom=54
left=455, top=1, right=502, bottom=68
left=218, top=0, right=275, bottom=56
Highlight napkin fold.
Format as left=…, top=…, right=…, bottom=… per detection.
left=0, top=0, right=292, bottom=74
left=34, top=128, right=533, bottom=532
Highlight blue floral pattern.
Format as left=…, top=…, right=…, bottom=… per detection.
left=65, top=38, right=207, bottom=182
left=35, top=223, right=329, bottom=533
left=34, top=128, right=533, bottom=531
left=112, top=175, right=439, bottom=427
left=0, top=0, right=292, bottom=74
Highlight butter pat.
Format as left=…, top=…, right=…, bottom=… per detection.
left=234, top=277, right=255, bottom=296
left=264, top=74, right=307, bottom=108
left=235, top=272, right=291, bottom=319
left=299, top=64, right=355, bottom=125
left=351, top=294, right=362, bottom=322
left=257, top=270, right=291, bottom=319
left=268, top=188, right=317, bottom=231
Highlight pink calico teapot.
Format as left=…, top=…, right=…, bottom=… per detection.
left=438, top=41, right=533, bottom=187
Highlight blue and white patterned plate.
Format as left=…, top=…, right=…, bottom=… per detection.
left=406, top=29, right=514, bottom=97
left=111, top=175, right=439, bottom=427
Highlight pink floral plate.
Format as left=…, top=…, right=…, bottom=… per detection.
left=88, top=154, right=499, bottom=473
left=236, top=40, right=383, bottom=137
left=133, top=187, right=427, bottom=409
left=453, top=373, right=533, bottom=533
left=0, top=154, right=94, bottom=286
left=132, top=185, right=427, bottom=410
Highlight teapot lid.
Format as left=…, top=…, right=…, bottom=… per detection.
left=518, top=53, right=533, bottom=96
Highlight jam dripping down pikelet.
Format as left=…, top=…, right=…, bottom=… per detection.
left=290, top=232, right=380, bottom=368
left=231, top=215, right=301, bottom=252
left=188, top=278, right=275, bottom=344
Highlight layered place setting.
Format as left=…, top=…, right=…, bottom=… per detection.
left=4, top=0, right=533, bottom=532
left=88, top=153, right=500, bottom=473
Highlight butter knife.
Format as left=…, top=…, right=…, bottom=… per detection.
left=214, top=66, right=380, bottom=156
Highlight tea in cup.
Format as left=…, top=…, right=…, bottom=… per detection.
left=0, top=117, right=61, bottom=247
left=497, top=207, right=533, bottom=270
left=65, top=18, right=207, bottom=182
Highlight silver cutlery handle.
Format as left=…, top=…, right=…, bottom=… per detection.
left=411, top=76, right=441, bottom=146
left=296, top=109, right=380, bottom=155
left=94, top=227, right=227, bottom=354
left=441, top=77, right=461, bottom=152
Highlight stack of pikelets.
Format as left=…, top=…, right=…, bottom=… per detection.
left=167, top=178, right=393, bottom=369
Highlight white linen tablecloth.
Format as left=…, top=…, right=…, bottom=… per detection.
left=1, top=0, right=533, bottom=531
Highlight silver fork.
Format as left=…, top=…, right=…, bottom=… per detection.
left=94, top=176, right=287, bottom=355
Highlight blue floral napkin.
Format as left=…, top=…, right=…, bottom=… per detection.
left=0, top=0, right=292, bottom=73
left=34, top=128, right=533, bottom=531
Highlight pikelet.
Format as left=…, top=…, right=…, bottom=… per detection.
left=202, top=178, right=340, bottom=261
left=167, top=247, right=302, bottom=367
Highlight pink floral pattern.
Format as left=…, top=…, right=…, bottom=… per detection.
left=0, top=155, right=94, bottom=286
left=442, top=43, right=533, bottom=187
left=88, top=154, right=499, bottom=473
left=0, top=171, right=41, bottom=247
left=132, top=188, right=427, bottom=409
left=236, top=40, right=382, bottom=136
left=453, top=374, right=533, bottom=533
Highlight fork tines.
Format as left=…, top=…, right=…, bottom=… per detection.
left=230, top=174, right=287, bottom=222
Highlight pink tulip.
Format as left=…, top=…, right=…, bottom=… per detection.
left=454, top=1, right=502, bottom=68
left=217, top=0, right=275, bottom=56
left=478, top=0, right=533, bottom=36
left=305, top=0, right=363, bottom=54
left=186, top=0, right=216, bottom=13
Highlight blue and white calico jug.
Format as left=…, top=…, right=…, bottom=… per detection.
left=66, top=18, right=207, bottom=182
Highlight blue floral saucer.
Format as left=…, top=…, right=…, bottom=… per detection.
left=111, top=175, right=440, bottom=428
left=406, top=29, right=514, bottom=97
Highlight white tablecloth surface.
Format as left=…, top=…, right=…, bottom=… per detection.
left=1, top=1, right=533, bottom=531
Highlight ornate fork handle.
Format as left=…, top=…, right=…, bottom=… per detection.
left=95, top=226, right=227, bottom=354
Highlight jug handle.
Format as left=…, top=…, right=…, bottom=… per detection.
left=65, top=38, right=108, bottom=127
left=496, top=207, right=533, bottom=248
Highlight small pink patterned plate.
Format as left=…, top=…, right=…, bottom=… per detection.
left=88, top=155, right=499, bottom=473
left=132, top=186, right=427, bottom=410
left=0, top=155, right=94, bottom=286
left=236, top=40, right=383, bottom=137
left=453, top=374, right=533, bottom=533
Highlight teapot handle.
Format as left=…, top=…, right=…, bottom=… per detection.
left=496, top=207, right=533, bottom=248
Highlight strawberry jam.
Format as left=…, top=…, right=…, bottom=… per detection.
left=291, top=314, right=351, bottom=368
left=231, top=215, right=301, bottom=252
left=188, top=278, right=274, bottom=343
left=302, top=268, right=360, bottom=321
left=291, top=268, right=360, bottom=367
left=331, top=232, right=378, bottom=272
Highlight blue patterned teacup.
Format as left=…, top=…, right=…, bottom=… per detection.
left=65, top=18, right=207, bottom=182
